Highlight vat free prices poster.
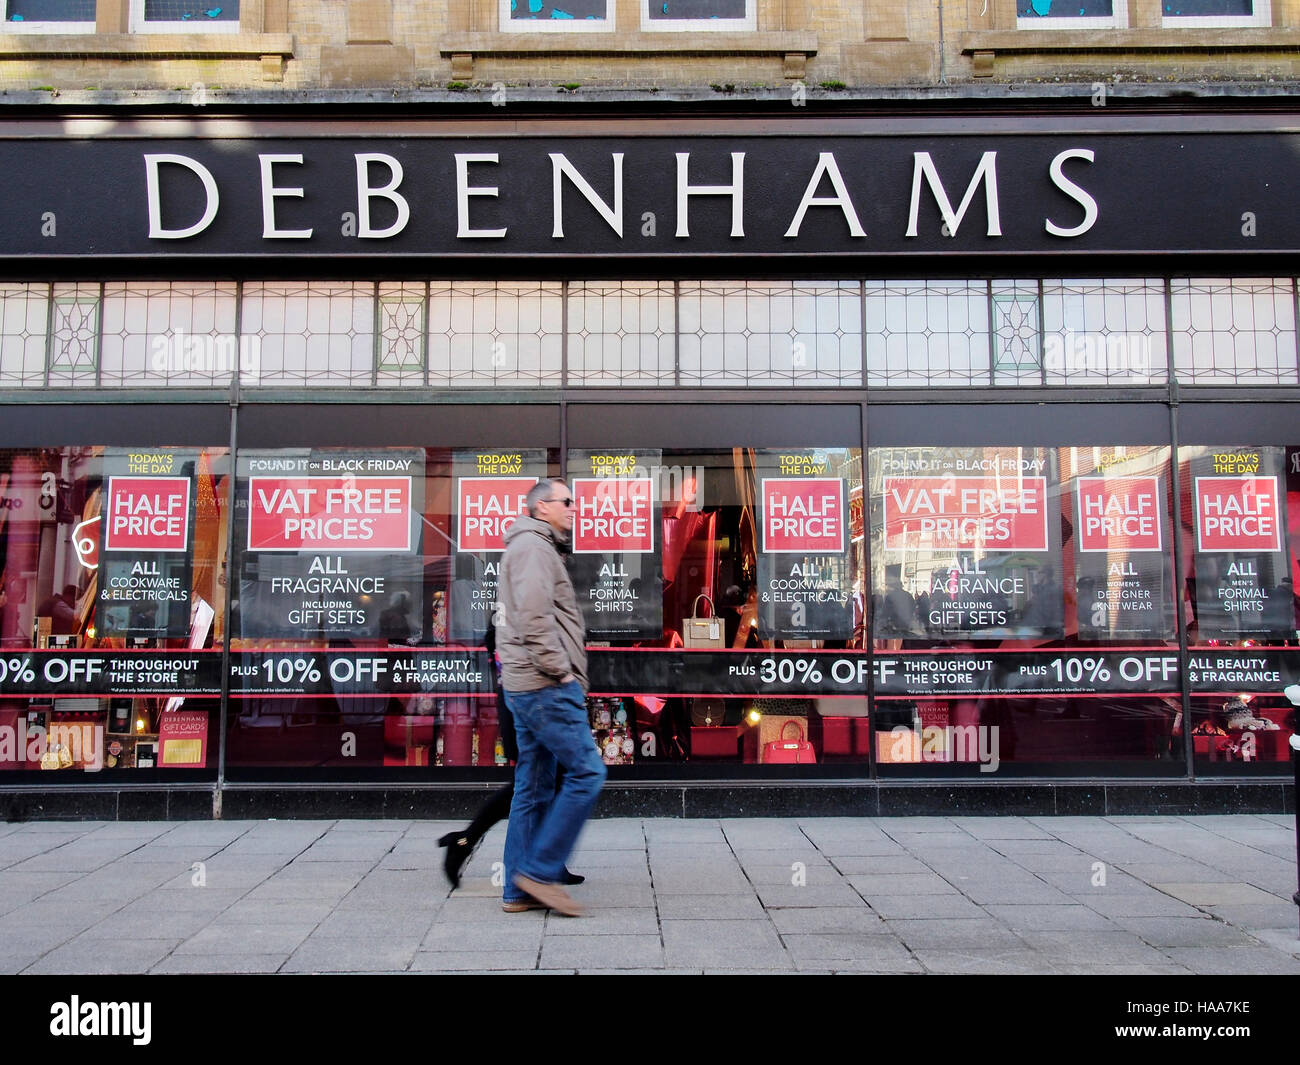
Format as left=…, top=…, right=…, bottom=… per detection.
left=234, top=449, right=425, bottom=640
left=874, top=446, right=1064, bottom=639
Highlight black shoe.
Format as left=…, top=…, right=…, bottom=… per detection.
left=560, top=868, right=585, bottom=886
left=438, top=831, right=476, bottom=890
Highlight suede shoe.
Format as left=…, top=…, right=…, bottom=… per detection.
left=513, top=874, right=584, bottom=917
left=501, top=898, right=546, bottom=913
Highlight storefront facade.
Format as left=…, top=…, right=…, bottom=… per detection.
left=0, top=105, right=1297, bottom=818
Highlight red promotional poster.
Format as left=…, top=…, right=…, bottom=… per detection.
left=158, top=711, right=208, bottom=767
left=760, top=478, right=846, bottom=554
left=247, top=476, right=412, bottom=552
left=1195, top=476, right=1282, bottom=552
left=573, top=477, right=655, bottom=554
left=457, top=477, right=537, bottom=553
left=882, top=476, right=1050, bottom=552
left=103, top=476, right=191, bottom=552
left=1076, top=476, right=1163, bottom=553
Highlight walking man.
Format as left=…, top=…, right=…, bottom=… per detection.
left=497, top=478, right=606, bottom=916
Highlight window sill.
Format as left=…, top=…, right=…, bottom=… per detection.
left=438, top=30, right=817, bottom=57
left=961, top=27, right=1300, bottom=55
left=0, top=32, right=294, bottom=58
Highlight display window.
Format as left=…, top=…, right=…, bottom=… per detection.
left=868, top=443, right=1186, bottom=771
left=0, top=446, right=229, bottom=777
left=1182, top=444, right=1299, bottom=771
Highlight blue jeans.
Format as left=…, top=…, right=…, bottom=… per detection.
left=502, top=681, right=607, bottom=902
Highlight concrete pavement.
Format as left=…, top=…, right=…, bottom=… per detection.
left=0, top=813, right=1297, bottom=974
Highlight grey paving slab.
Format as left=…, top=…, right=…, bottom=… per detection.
left=23, top=938, right=182, bottom=974
left=766, top=906, right=885, bottom=934
left=1079, top=892, right=1205, bottom=919
left=643, top=822, right=727, bottom=842
left=756, top=883, right=867, bottom=908
left=844, top=873, right=962, bottom=896
left=948, top=818, right=1055, bottom=840
left=541, top=906, right=661, bottom=936
left=828, top=855, right=933, bottom=876
left=281, top=937, right=422, bottom=973
left=1203, top=903, right=1300, bottom=931
left=174, top=923, right=316, bottom=955
left=741, top=864, right=844, bottom=887
left=887, top=918, right=1030, bottom=951
left=314, top=911, right=438, bottom=939
left=1159, top=947, right=1300, bottom=974
left=661, top=918, right=790, bottom=968
left=539, top=934, right=665, bottom=970
left=655, top=894, right=768, bottom=920
left=862, top=893, right=990, bottom=921
left=423, top=920, right=545, bottom=952
left=983, top=904, right=1118, bottom=931
left=1115, top=862, right=1240, bottom=884
left=1251, top=929, right=1300, bottom=956
left=781, top=933, right=914, bottom=963
left=216, top=899, right=338, bottom=924
left=409, top=950, right=540, bottom=971
left=79, top=911, right=217, bottom=940
left=1111, top=915, right=1258, bottom=948
left=793, top=958, right=926, bottom=973
left=151, top=954, right=289, bottom=974
left=811, top=838, right=909, bottom=858
left=912, top=949, right=1060, bottom=975
left=1152, top=881, right=1283, bottom=906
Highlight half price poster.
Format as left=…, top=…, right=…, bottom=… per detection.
left=96, top=449, right=198, bottom=638
left=1191, top=446, right=1293, bottom=640
left=233, top=448, right=425, bottom=640
left=448, top=449, right=545, bottom=643
left=756, top=448, right=855, bottom=640
left=567, top=449, right=663, bottom=640
left=1072, top=449, right=1175, bottom=640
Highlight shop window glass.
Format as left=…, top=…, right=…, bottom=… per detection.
left=3, top=0, right=93, bottom=29
left=428, top=282, right=563, bottom=387
left=1016, top=0, right=1126, bottom=27
left=376, top=283, right=427, bottom=385
left=48, top=284, right=100, bottom=386
left=129, top=0, right=240, bottom=31
left=678, top=281, right=862, bottom=386
left=643, top=0, right=755, bottom=31
left=991, top=280, right=1042, bottom=384
left=242, top=282, right=375, bottom=387
left=1179, top=444, right=1297, bottom=773
left=0, top=284, right=49, bottom=387
left=869, top=444, right=1184, bottom=769
left=225, top=447, right=556, bottom=775
left=99, top=282, right=240, bottom=388
left=1171, top=278, right=1298, bottom=385
left=567, top=281, right=675, bottom=387
left=864, top=279, right=990, bottom=387
left=0, top=446, right=230, bottom=778
left=1043, top=278, right=1168, bottom=385
left=500, top=0, right=610, bottom=30
left=1162, top=1, right=1269, bottom=25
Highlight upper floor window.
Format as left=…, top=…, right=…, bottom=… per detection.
left=643, top=0, right=755, bottom=32
left=130, top=0, right=241, bottom=32
left=1162, top=1, right=1270, bottom=26
left=1017, top=0, right=1127, bottom=28
left=501, top=0, right=610, bottom=32
left=3, top=0, right=94, bottom=32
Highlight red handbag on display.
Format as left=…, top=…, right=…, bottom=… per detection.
left=762, top=719, right=816, bottom=764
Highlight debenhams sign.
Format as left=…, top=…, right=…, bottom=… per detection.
left=5, top=131, right=1296, bottom=257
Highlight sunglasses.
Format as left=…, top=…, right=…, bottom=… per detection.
left=544, top=496, right=574, bottom=508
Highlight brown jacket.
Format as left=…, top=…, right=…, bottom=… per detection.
left=496, top=516, right=588, bottom=693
